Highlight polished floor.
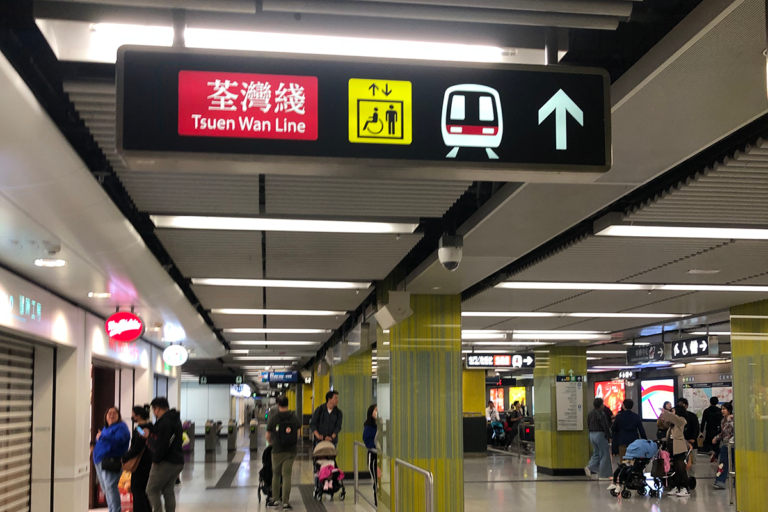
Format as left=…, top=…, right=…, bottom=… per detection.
left=150, top=429, right=735, bottom=512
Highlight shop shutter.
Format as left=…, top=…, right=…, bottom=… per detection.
left=0, top=338, right=33, bottom=512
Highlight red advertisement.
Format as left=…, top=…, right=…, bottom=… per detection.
left=594, top=380, right=625, bottom=416
left=178, top=70, right=318, bottom=140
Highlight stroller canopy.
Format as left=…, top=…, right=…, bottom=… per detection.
left=625, top=439, right=658, bottom=460
left=313, top=441, right=338, bottom=458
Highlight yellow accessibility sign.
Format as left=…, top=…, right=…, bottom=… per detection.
left=348, top=78, right=412, bottom=145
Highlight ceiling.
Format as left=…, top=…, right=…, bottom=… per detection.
left=3, top=0, right=764, bottom=384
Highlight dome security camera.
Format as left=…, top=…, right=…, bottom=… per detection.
left=438, top=235, right=463, bottom=271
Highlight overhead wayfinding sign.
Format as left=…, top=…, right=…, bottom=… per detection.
left=626, top=344, right=665, bottom=365
left=466, top=353, right=535, bottom=369
left=671, top=337, right=710, bottom=360
left=117, top=47, right=610, bottom=174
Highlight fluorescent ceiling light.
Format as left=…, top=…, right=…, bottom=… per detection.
left=497, top=282, right=768, bottom=293
left=34, top=258, right=66, bottom=267
left=234, top=356, right=300, bottom=361
left=688, top=360, right=732, bottom=366
left=722, top=351, right=732, bottom=354
left=586, top=350, right=627, bottom=354
left=461, top=332, right=507, bottom=340
left=688, top=269, right=721, bottom=275
left=151, top=215, right=418, bottom=234
left=596, top=224, right=768, bottom=240
left=689, top=331, right=730, bottom=336
left=229, top=350, right=250, bottom=354
left=462, top=311, right=683, bottom=319
left=88, top=292, right=112, bottom=298
left=224, top=328, right=332, bottom=334
left=624, top=342, right=651, bottom=346
left=469, top=341, right=553, bottom=346
left=671, top=364, right=686, bottom=369
left=591, top=366, right=638, bottom=370
left=230, top=341, right=319, bottom=346
left=185, top=27, right=506, bottom=63
left=462, top=329, right=610, bottom=341
left=212, top=308, right=346, bottom=316
left=191, top=278, right=371, bottom=289
left=587, top=357, right=602, bottom=360
left=513, top=333, right=611, bottom=340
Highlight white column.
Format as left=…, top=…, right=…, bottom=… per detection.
left=31, top=345, right=54, bottom=512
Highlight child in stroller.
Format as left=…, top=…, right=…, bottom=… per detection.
left=312, top=441, right=346, bottom=502
left=490, top=421, right=506, bottom=448
left=608, top=439, right=658, bottom=499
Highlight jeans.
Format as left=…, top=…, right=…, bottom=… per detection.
left=146, top=462, right=184, bottom=512
left=587, top=432, right=613, bottom=478
left=94, top=460, right=122, bottom=512
left=272, top=451, right=297, bottom=504
left=716, top=445, right=732, bottom=484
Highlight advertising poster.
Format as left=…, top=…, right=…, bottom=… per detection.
left=683, top=383, right=733, bottom=419
left=490, top=388, right=504, bottom=413
left=640, top=379, right=675, bottom=420
left=594, top=380, right=626, bottom=416
left=509, top=387, right=527, bottom=410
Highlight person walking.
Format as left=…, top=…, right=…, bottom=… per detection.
left=93, top=406, right=131, bottom=512
left=713, top=402, right=734, bottom=490
left=677, top=398, right=700, bottom=476
left=660, top=405, right=691, bottom=497
left=310, top=390, right=343, bottom=446
left=122, top=405, right=153, bottom=512
left=585, top=398, right=613, bottom=481
left=611, top=399, right=647, bottom=458
left=266, top=395, right=301, bottom=509
left=143, top=397, right=185, bottom=512
left=701, top=396, right=722, bottom=461
left=363, top=404, right=379, bottom=506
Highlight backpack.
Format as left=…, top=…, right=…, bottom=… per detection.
left=275, top=412, right=299, bottom=447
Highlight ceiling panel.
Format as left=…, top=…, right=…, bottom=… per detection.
left=462, top=288, right=575, bottom=312
left=460, top=316, right=579, bottom=331
left=156, top=229, right=263, bottom=278
left=265, top=231, right=421, bottom=280
left=191, top=285, right=264, bottom=308
left=211, top=314, right=348, bottom=329
left=224, top=331, right=331, bottom=343
left=264, top=287, right=369, bottom=311
left=509, top=237, right=726, bottom=283
left=543, top=290, right=692, bottom=313
left=618, top=291, right=768, bottom=315
left=266, top=175, right=470, bottom=219
left=120, top=171, right=261, bottom=216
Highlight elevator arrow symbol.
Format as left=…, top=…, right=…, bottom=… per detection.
left=538, top=89, right=584, bottom=151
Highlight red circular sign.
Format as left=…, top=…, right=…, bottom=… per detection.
left=105, top=312, right=144, bottom=343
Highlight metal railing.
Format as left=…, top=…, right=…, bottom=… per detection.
left=727, top=440, right=736, bottom=507
left=393, top=458, right=435, bottom=512
left=353, top=441, right=377, bottom=510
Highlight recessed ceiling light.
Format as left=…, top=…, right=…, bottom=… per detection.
left=150, top=215, right=419, bottom=234
left=687, top=269, right=721, bottom=275
left=212, top=308, right=346, bottom=316
left=596, top=224, right=768, bottom=240
left=496, top=282, right=768, bottom=292
left=191, top=278, right=371, bottom=289
left=88, top=292, right=112, bottom=298
left=230, top=341, right=320, bottom=346
left=223, top=328, right=332, bottom=334
left=34, top=258, right=66, bottom=267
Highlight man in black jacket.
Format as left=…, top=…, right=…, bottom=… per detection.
left=309, top=390, right=343, bottom=446
left=701, top=396, right=722, bottom=457
left=143, top=397, right=185, bottom=512
left=677, top=398, right=700, bottom=475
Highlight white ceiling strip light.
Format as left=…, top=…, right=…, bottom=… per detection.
left=496, top=282, right=768, bottom=292
left=212, top=308, right=346, bottom=316
left=151, top=215, right=418, bottom=234
left=224, top=328, right=332, bottom=334
left=191, top=278, right=371, bottom=289
left=462, top=311, right=684, bottom=318
left=596, top=224, right=768, bottom=240
left=230, top=341, right=320, bottom=346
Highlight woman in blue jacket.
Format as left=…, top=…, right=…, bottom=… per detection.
left=93, top=406, right=131, bottom=512
left=363, top=404, right=378, bottom=506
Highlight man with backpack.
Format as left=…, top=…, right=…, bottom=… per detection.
left=266, top=395, right=301, bottom=509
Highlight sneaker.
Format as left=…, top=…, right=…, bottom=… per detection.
left=283, top=504, right=293, bottom=510
left=676, top=488, right=691, bottom=497
left=713, top=482, right=726, bottom=490
left=607, top=483, right=618, bottom=491
left=266, top=500, right=280, bottom=508
left=584, top=467, right=594, bottom=479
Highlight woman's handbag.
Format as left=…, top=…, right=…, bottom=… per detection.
left=122, top=447, right=145, bottom=473
left=101, top=456, right=123, bottom=473
left=697, top=433, right=705, bottom=448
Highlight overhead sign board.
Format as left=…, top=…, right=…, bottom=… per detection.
left=117, top=47, right=610, bottom=178
left=105, top=312, right=144, bottom=343
left=268, top=371, right=299, bottom=383
left=618, top=370, right=635, bottom=380
left=671, top=337, right=710, bottom=360
left=466, top=353, right=534, bottom=369
left=626, top=344, right=665, bottom=365
left=197, top=375, right=244, bottom=385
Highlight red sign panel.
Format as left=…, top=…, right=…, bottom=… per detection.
left=494, top=355, right=511, bottom=367
left=105, top=312, right=144, bottom=343
left=178, top=70, right=318, bottom=140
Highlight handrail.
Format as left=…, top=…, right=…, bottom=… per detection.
left=393, top=458, right=435, bottom=512
left=727, top=440, right=736, bottom=507
left=353, top=441, right=377, bottom=510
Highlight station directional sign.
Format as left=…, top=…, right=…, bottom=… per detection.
left=466, top=353, right=535, bottom=369
left=118, top=47, right=611, bottom=176
left=671, top=337, right=710, bottom=360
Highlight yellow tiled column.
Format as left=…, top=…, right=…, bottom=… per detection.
left=533, top=346, right=589, bottom=474
left=730, top=300, right=768, bottom=511
left=333, top=349, right=373, bottom=473
left=391, top=294, right=463, bottom=512
left=463, top=369, right=486, bottom=414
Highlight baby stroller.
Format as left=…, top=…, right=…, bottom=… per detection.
left=651, top=442, right=697, bottom=495
left=490, top=421, right=506, bottom=447
left=610, top=439, right=658, bottom=499
left=313, top=441, right=346, bottom=502
left=258, top=445, right=273, bottom=503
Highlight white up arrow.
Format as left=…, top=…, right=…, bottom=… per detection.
left=538, top=89, right=584, bottom=151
